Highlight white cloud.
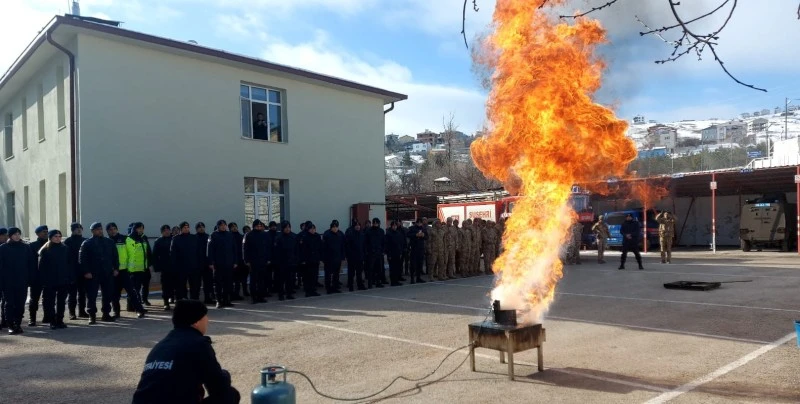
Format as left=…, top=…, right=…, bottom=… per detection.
left=259, top=30, right=487, bottom=136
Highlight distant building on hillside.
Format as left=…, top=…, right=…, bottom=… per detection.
left=702, top=121, right=746, bottom=143
left=646, top=124, right=677, bottom=150
left=416, top=129, right=439, bottom=145
left=633, top=115, right=646, bottom=125
left=750, top=118, right=769, bottom=132
left=753, top=111, right=760, bottom=117
left=386, top=134, right=399, bottom=144
left=775, top=107, right=783, bottom=114
left=701, top=125, right=721, bottom=142
left=761, top=109, right=770, bottom=116
left=406, top=142, right=430, bottom=154
left=398, top=135, right=415, bottom=144
left=741, top=112, right=751, bottom=119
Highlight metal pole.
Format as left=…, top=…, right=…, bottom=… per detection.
left=796, top=166, right=799, bottom=255
left=712, top=173, right=717, bottom=254
left=643, top=183, right=648, bottom=254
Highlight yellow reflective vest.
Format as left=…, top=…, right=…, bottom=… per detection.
left=125, top=236, right=151, bottom=273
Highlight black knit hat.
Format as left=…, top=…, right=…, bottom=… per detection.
left=196, top=222, right=206, bottom=230
left=8, top=227, right=21, bottom=237
left=216, top=219, right=227, bottom=227
left=0, top=228, right=7, bottom=236
left=48, top=230, right=62, bottom=239
left=268, top=221, right=277, bottom=228
left=179, top=221, right=190, bottom=229
left=330, top=220, right=339, bottom=228
left=252, top=219, right=264, bottom=228
left=280, top=220, right=291, bottom=231
left=372, top=217, right=381, bottom=224
left=172, top=300, right=208, bottom=328
left=35, top=225, right=49, bottom=234
left=106, top=222, right=118, bottom=231
left=90, top=222, right=103, bottom=230
left=160, top=224, right=171, bottom=232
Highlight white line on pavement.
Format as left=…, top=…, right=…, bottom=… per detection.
left=570, top=267, right=800, bottom=279
left=225, top=306, right=669, bottom=393
left=642, top=332, right=796, bottom=404
left=353, top=294, right=771, bottom=345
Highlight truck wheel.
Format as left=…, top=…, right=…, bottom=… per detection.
left=741, top=240, right=751, bottom=252
left=782, top=238, right=789, bottom=252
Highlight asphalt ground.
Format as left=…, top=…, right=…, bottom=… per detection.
left=1, top=250, right=799, bottom=403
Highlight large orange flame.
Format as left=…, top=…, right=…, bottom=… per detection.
left=471, top=0, right=637, bottom=324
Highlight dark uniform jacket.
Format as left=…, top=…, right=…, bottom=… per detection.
left=620, top=220, right=641, bottom=247
left=322, top=230, right=345, bottom=263
left=0, top=241, right=35, bottom=292
left=274, top=232, right=299, bottom=267
left=385, top=228, right=405, bottom=259
left=406, top=225, right=427, bottom=254
left=64, top=235, right=87, bottom=280
left=365, top=226, right=385, bottom=255
left=345, top=226, right=365, bottom=261
left=132, top=327, right=234, bottom=404
left=299, top=232, right=322, bottom=265
left=207, top=231, right=239, bottom=269
left=78, top=236, right=119, bottom=277
left=196, top=233, right=209, bottom=271
left=231, top=231, right=244, bottom=266
left=28, top=237, right=47, bottom=285
left=170, top=234, right=198, bottom=275
left=243, top=229, right=271, bottom=267
left=38, top=243, right=74, bottom=287
left=152, top=236, right=172, bottom=273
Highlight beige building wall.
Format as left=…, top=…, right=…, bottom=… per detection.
left=0, top=47, right=73, bottom=237
left=75, top=33, right=386, bottom=233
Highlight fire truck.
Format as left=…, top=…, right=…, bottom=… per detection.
left=437, top=186, right=594, bottom=226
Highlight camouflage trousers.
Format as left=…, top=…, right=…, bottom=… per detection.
left=456, top=248, right=468, bottom=276
left=445, top=248, right=457, bottom=278
left=565, top=242, right=581, bottom=264
left=472, top=250, right=482, bottom=275
left=660, top=234, right=673, bottom=263
left=428, top=250, right=446, bottom=280
left=482, top=249, right=496, bottom=274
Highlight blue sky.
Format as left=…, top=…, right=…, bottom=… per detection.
left=4, top=0, right=800, bottom=136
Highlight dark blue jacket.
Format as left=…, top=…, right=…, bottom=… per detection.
left=345, top=226, right=365, bottom=261
left=206, top=231, right=239, bottom=268
left=407, top=225, right=427, bottom=254
left=620, top=220, right=640, bottom=246
left=365, top=226, right=385, bottom=254
left=274, top=231, right=299, bottom=267
left=153, top=236, right=172, bottom=273
left=299, top=232, right=322, bottom=264
left=64, top=235, right=87, bottom=279
left=28, top=237, right=47, bottom=284
left=243, top=230, right=271, bottom=267
left=38, top=242, right=74, bottom=287
left=132, top=327, right=234, bottom=404
left=0, top=240, right=35, bottom=292
left=196, top=233, right=209, bottom=269
left=79, top=236, right=119, bottom=277
left=385, top=228, right=405, bottom=258
left=322, top=229, right=345, bottom=262
left=170, top=234, right=198, bottom=275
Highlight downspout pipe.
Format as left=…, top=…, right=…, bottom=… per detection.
left=384, top=102, right=395, bottom=114
left=46, top=30, right=78, bottom=222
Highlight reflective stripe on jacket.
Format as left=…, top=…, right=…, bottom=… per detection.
left=125, top=236, right=150, bottom=272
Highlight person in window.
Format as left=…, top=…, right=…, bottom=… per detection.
left=253, top=113, right=269, bottom=140
left=132, top=299, right=240, bottom=404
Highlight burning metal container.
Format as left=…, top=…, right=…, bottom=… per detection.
left=468, top=301, right=546, bottom=380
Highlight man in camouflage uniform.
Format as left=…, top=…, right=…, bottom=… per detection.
left=592, top=215, right=610, bottom=264
left=482, top=221, right=499, bottom=274
left=428, top=221, right=446, bottom=280
left=565, top=222, right=583, bottom=265
left=422, top=218, right=431, bottom=275
left=459, top=219, right=472, bottom=277
left=472, top=218, right=483, bottom=275
left=444, top=218, right=458, bottom=279
left=655, top=211, right=676, bottom=264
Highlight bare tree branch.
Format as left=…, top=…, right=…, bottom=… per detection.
left=559, top=0, right=621, bottom=19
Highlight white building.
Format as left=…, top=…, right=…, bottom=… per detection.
left=0, top=15, right=406, bottom=235
left=406, top=142, right=430, bottom=154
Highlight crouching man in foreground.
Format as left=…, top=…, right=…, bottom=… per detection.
left=132, top=299, right=240, bottom=404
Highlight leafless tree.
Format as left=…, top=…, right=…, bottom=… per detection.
left=462, top=0, right=800, bottom=92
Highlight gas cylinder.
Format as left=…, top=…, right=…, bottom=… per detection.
left=251, top=365, right=296, bottom=404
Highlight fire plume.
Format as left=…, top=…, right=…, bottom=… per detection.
left=471, top=0, right=637, bottom=323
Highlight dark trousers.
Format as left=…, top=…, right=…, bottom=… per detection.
left=140, top=270, right=151, bottom=302
left=367, top=253, right=384, bottom=286
left=346, top=256, right=364, bottom=288
left=43, top=285, right=69, bottom=323
left=188, top=273, right=202, bottom=300
left=175, top=272, right=189, bottom=300
left=248, top=264, right=264, bottom=301
left=276, top=264, right=296, bottom=297
left=1, top=290, right=7, bottom=325
left=28, top=281, right=43, bottom=319
left=113, top=271, right=144, bottom=314
left=159, top=270, right=177, bottom=303
left=86, top=275, right=114, bottom=316
left=410, top=251, right=424, bottom=280
left=388, top=255, right=402, bottom=284
left=233, top=263, right=249, bottom=294
left=303, top=261, right=319, bottom=295
left=323, top=260, right=341, bottom=291
left=68, top=277, right=87, bottom=313
left=130, top=272, right=150, bottom=308
left=202, top=267, right=215, bottom=301
left=213, top=266, right=234, bottom=304
left=4, top=286, right=27, bottom=326
left=620, top=242, right=643, bottom=267
left=402, top=251, right=410, bottom=275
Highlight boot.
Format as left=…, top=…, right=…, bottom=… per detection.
left=637, top=260, right=644, bottom=270
left=667, top=251, right=672, bottom=264
left=69, top=309, right=77, bottom=321
left=78, top=309, right=90, bottom=318
left=28, top=315, right=37, bottom=327
left=50, top=322, right=58, bottom=330
left=9, top=325, right=23, bottom=335
left=89, top=314, right=97, bottom=325
left=163, top=300, right=172, bottom=311
left=660, top=252, right=666, bottom=264
left=57, top=321, right=68, bottom=329
left=618, top=265, right=625, bottom=270
left=101, top=314, right=116, bottom=322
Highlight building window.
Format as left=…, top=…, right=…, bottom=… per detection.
left=23, top=186, right=29, bottom=235
left=3, top=113, right=11, bottom=159
left=37, top=83, right=45, bottom=141
left=56, top=65, right=66, bottom=128
left=39, top=179, right=46, bottom=224
left=240, top=84, right=284, bottom=142
left=5, top=192, right=15, bottom=227
left=244, top=177, right=286, bottom=225
left=21, top=98, right=28, bottom=150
